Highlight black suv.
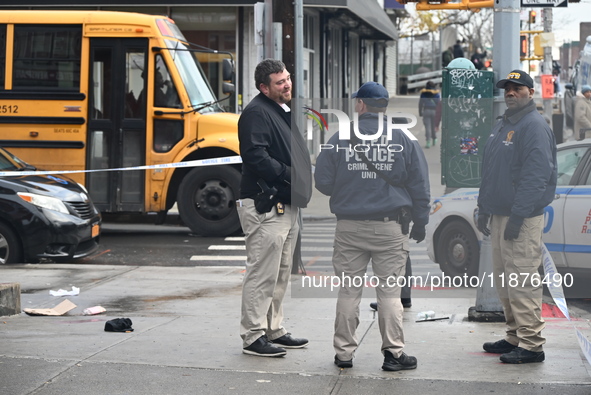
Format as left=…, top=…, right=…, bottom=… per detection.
left=0, top=147, right=101, bottom=263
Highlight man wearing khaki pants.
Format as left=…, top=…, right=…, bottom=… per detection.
left=315, top=82, right=430, bottom=371
left=477, top=70, right=557, bottom=364
left=237, top=59, right=312, bottom=357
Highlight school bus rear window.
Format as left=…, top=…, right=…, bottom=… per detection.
left=13, top=25, right=81, bottom=91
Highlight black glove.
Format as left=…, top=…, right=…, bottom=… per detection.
left=504, top=214, right=524, bottom=241
left=477, top=212, right=491, bottom=237
left=409, top=224, right=426, bottom=243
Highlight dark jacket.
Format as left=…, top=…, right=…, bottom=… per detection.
left=418, top=89, right=441, bottom=117
left=314, top=112, right=431, bottom=226
left=470, top=51, right=487, bottom=70
left=477, top=100, right=557, bottom=218
left=453, top=43, right=464, bottom=59
left=442, top=49, right=453, bottom=67
left=238, top=92, right=312, bottom=207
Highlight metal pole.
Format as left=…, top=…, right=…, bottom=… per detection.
left=264, top=0, right=274, bottom=59
left=492, top=0, right=521, bottom=119
left=528, top=17, right=532, bottom=73
left=470, top=0, right=521, bottom=319
left=295, top=0, right=304, bottom=103
left=411, top=31, right=414, bottom=74
left=543, top=8, right=553, bottom=125
left=292, top=0, right=305, bottom=275
left=438, top=25, right=443, bottom=70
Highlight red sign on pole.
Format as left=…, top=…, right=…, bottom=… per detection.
left=540, top=74, right=554, bottom=99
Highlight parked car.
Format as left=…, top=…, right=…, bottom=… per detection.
left=0, top=147, right=101, bottom=263
left=426, top=138, right=591, bottom=277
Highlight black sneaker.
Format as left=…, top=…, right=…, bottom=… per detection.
left=382, top=350, right=417, bottom=371
left=243, top=336, right=286, bottom=357
left=334, top=355, right=353, bottom=368
left=500, top=347, right=545, bottom=364
left=483, top=339, right=517, bottom=354
left=270, top=333, right=309, bottom=349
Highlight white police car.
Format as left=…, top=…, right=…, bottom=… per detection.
left=426, top=138, right=591, bottom=277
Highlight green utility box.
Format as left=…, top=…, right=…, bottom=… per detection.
left=441, top=68, right=494, bottom=188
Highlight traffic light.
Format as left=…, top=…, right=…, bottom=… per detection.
left=520, top=34, right=528, bottom=57
left=529, top=10, right=537, bottom=24
left=533, top=35, right=543, bottom=57
left=414, top=0, right=493, bottom=10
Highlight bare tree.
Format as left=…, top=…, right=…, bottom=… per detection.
left=397, top=8, right=494, bottom=56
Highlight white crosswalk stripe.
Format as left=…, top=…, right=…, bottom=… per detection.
left=191, top=220, right=442, bottom=277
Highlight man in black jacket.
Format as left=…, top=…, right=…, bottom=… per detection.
left=477, top=70, right=557, bottom=364
left=453, top=40, right=464, bottom=59
left=238, top=59, right=312, bottom=357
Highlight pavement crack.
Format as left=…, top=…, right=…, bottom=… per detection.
left=329, top=311, right=377, bottom=394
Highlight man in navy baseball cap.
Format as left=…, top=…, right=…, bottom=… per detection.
left=496, top=69, right=534, bottom=89
left=352, top=81, right=389, bottom=108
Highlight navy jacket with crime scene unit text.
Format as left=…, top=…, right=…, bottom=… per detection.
left=238, top=92, right=312, bottom=207
left=314, top=112, right=430, bottom=226
left=477, top=99, right=557, bottom=218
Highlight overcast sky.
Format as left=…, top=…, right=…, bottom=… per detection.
left=551, top=1, right=591, bottom=45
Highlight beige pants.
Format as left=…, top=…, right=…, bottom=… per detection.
left=332, top=219, right=409, bottom=361
left=491, top=214, right=546, bottom=352
left=238, top=198, right=299, bottom=347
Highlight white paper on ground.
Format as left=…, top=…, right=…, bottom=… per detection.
left=49, top=286, right=80, bottom=297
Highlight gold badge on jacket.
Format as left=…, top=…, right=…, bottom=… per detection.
left=503, top=130, right=514, bottom=146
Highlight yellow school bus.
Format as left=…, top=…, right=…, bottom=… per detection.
left=0, top=10, right=241, bottom=236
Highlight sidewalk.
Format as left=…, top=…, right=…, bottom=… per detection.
left=2, top=95, right=588, bottom=394
left=1, top=264, right=590, bottom=394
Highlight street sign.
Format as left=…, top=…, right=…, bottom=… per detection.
left=521, top=0, right=567, bottom=7
left=540, top=75, right=555, bottom=98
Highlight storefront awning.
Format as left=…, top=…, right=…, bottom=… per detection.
left=0, top=0, right=260, bottom=4
left=0, top=0, right=398, bottom=40
left=305, top=0, right=398, bottom=40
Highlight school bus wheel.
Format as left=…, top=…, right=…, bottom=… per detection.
left=177, top=165, right=242, bottom=237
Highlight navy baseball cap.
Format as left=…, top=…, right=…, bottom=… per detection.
left=352, top=82, right=389, bottom=108
left=496, top=69, right=534, bottom=89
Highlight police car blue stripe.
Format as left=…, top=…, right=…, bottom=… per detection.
left=555, top=187, right=572, bottom=194
left=545, top=243, right=563, bottom=252
left=565, top=188, right=591, bottom=195
left=545, top=243, right=591, bottom=253
left=564, top=244, right=591, bottom=253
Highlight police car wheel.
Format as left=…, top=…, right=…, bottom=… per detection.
left=436, top=220, right=479, bottom=279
